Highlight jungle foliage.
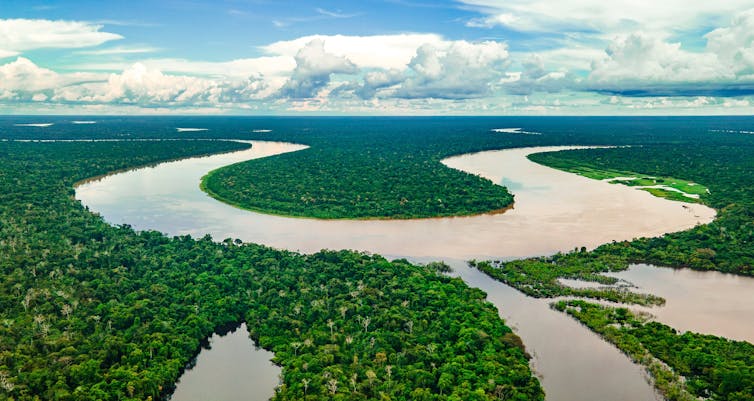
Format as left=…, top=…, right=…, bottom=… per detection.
left=476, top=140, right=753, bottom=305
left=554, top=301, right=754, bottom=401
left=4, top=115, right=754, bottom=400
left=529, top=144, right=754, bottom=276
left=0, top=140, right=541, bottom=400
left=469, top=255, right=663, bottom=306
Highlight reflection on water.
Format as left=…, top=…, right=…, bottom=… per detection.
left=170, top=324, right=279, bottom=401
left=75, top=141, right=736, bottom=401
left=609, top=264, right=754, bottom=344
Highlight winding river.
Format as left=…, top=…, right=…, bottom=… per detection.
left=74, top=140, right=754, bottom=401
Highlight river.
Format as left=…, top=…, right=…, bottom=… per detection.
left=169, top=324, right=279, bottom=401
left=74, top=140, right=750, bottom=401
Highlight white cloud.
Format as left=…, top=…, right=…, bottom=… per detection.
left=354, top=69, right=405, bottom=98
left=504, top=55, right=572, bottom=95
left=723, top=98, right=751, bottom=107
left=76, top=46, right=160, bottom=55
left=456, top=2, right=754, bottom=98
left=76, top=56, right=295, bottom=78
left=459, top=0, right=754, bottom=36
left=394, top=40, right=509, bottom=99
left=54, top=63, right=274, bottom=105
left=581, top=9, right=754, bottom=96
left=278, top=39, right=358, bottom=99
left=69, top=56, right=295, bottom=98
left=705, top=9, right=754, bottom=75
left=0, top=19, right=122, bottom=55
left=0, top=49, right=18, bottom=58
left=98, top=63, right=217, bottom=103
left=514, top=46, right=605, bottom=72
left=0, top=58, right=60, bottom=92
left=589, top=33, right=729, bottom=85
left=0, top=58, right=271, bottom=106
left=262, top=33, right=445, bottom=70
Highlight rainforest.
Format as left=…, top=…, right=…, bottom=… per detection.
left=1, top=116, right=753, bottom=401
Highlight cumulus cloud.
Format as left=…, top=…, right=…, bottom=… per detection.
left=354, top=69, right=405, bottom=98
left=262, top=34, right=445, bottom=70
left=504, top=56, right=571, bottom=95
left=278, top=39, right=358, bottom=99
left=586, top=33, right=729, bottom=95
left=76, top=56, right=296, bottom=80
left=706, top=9, right=754, bottom=77
left=581, top=8, right=754, bottom=97
left=95, top=63, right=218, bottom=103
left=0, top=57, right=273, bottom=107
left=0, top=19, right=122, bottom=56
left=394, top=40, right=509, bottom=99
left=458, top=1, right=754, bottom=98
left=0, top=57, right=105, bottom=102
left=0, top=57, right=61, bottom=92
left=54, top=63, right=276, bottom=106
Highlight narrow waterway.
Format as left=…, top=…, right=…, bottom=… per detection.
left=73, top=140, right=746, bottom=401
left=608, top=264, right=754, bottom=344
left=169, top=324, right=279, bottom=401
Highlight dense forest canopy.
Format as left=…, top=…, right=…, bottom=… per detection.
left=554, top=301, right=753, bottom=401
left=528, top=143, right=754, bottom=276
left=4, top=116, right=754, bottom=220
left=2, top=116, right=754, bottom=400
left=0, top=138, right=541, bottom=400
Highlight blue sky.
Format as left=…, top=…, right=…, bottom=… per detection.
left=1, top=0, right=754, bottom=115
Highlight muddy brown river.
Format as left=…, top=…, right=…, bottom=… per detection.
left=75, top=141, right=751, bottom=401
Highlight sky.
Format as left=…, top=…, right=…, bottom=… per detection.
left=1, top=0, right=754, bottom=115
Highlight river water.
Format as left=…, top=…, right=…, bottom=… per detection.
left=170, top=324, right=279, bottom=401
left=74, top=140, right=751, bottom=401
left=607, top=264, right=754, bottom=344
left=77, top=143, right=714, bottom=260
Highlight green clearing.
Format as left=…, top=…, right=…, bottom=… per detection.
left=530, top=161, right=709, bottom=203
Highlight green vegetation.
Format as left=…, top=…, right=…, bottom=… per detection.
left=197, top=120, right=549, bottom=220
left=476, top=142, right=754, bottom=401
left=529, top=160, right=708, bottom=203
left=527, top=145, right=754, bottom=276
left=201, top=148, right=514, bottom=219
left=554, top=301, right=754, bottom=401
left=0, top=140, right=542, bottom=400
left=4, top=116, right=754, bottom=400
left=469, top=255, right=663, bottom=306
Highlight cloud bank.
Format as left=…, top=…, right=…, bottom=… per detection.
left=1, top=7, right=754, bottom=114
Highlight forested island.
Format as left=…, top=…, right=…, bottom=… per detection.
left=0, top=139, right=541, bottom=400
